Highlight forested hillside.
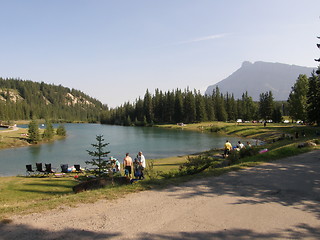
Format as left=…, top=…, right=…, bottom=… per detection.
left=0, top=78, right=107, bottom=122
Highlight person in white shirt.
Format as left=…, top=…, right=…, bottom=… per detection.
left=237, top=141, right=245, bottom=150
left=138, top=151, right=146, bottom=179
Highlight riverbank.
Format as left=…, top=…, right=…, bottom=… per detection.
left=156, top=121, right=320, bottom=142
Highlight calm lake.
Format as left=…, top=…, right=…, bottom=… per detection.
left=0, top=124, right=248, bottom=176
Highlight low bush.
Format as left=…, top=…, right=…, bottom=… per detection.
left=144, top=160, right=162, bottom=180
left=208, top=126, right=222, bottom=132
left=178, top=155, right=213, bottom=175
left=239, top=147, right=260, bottom=158
left=228, top=150, right=240, bottom=164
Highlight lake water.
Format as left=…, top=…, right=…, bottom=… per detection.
left=0, top=123, right=248, bottom=176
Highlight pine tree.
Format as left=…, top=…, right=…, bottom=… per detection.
left=272, top=106, right=283, bottom=123
left=174, top=89, right=184, bottom=123
left=143, top=89, right=153, bottom=124
left=86, top=135, right=111, bottom=177
left=214, top=87, right=227, bottom=121
left=204, top=95, right=215, bottom=121
left=183, top=90, right=196, bottom=123
left=195, top=90, right=207, bottom=122
left=287, top=74, right=309, bottom=122
left=43, top=119, right=54, bottom=140
left=28, top=119, right=40, bottom=144
left=259, top=91, right=274, bottom=120
left=307, top=69, right=320, bottom=125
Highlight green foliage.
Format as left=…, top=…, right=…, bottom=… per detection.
left=227, top=150, right=240, bottom=164
left=287, top=74, right=308, bottom=122
left=86, top=135, right=111, bottom=177
left=42, top=119, right=54, bottom=140
left=144, top=160, right=162, bottom=180
left=28, top=119, right=40, bottom=144
left=102, top=87, right=258, bottom=126
left=307, top=68, right=320, bottom=125
left=239, top=147, right=260, bottom=159
left=259, top=91, right=274, bottom=120
left=272, top=106, right=283, bottom=123
left=0, top=78, right=105, bottom=122
left=179, top=155, right=212, bottom=175
left=56, top=124, right=67, bottom=136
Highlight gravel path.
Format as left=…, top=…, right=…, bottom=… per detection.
left=1, top=150, right=320, bottom=240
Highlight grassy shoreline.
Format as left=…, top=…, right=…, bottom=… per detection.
left=1, top=121, right=320, bottom=222
left=0, top=127, right=65, bottom=150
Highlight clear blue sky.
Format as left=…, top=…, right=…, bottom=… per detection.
left=1, top=0, right=319, bottom=107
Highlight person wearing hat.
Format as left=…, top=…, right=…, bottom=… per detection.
left=138, top=151, right=146, bottom=180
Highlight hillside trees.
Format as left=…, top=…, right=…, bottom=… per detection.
left=0, top=78, right=104, bottom=122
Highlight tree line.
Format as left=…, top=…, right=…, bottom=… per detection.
left=101, top=66, right=320, bottom=126
left=100, top=87, right=287, bottom=126
left=0, top=78, right=106, bottom=122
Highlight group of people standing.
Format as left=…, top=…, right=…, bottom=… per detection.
left=123, top=151, right=146, bottom=180
left=223, top=140, right=251, bottom=158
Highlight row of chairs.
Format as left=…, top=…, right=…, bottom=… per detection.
left=26, top=163, right=83, bottom=176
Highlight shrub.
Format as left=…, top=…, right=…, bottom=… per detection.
left=209, top=126, right=222, bottom=132
left=179, top=155, right=212, bottom=175
left=227, top=150, right=240, bottom=164
left=144, top=160, right=162, bottom=180
left=239, top=147, right=259, bottom=158
left=56, top=124, right=66, bottom=136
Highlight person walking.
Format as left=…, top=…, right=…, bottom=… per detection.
left=138, top=151, right=146, bottom=180
left=123, top=153, right=133, bottom=178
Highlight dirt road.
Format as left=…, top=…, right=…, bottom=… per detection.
left=1, top=150, right=320, bottom=240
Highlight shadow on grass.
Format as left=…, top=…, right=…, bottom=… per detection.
left=1, top=222, right=319, bottom=239
left=154, top=163, right=181, bottom=167
left=18, top=189, right=73, bottom=195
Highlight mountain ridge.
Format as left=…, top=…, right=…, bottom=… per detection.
left=205, top=61, right=315, bottom=101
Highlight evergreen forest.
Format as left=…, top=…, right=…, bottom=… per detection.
left=100, top=88, right=288, bottom=126
left=0, top=78, right=107, bottom=122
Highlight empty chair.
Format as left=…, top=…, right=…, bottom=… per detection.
left=74, top=164, right=82, bottom=173
left=44, top=163, right=55, bottom=174
left=60, top=164, right=68, bottom=173
left=26, top=164, right=35, bottom=176
left=36, top=163, right=45, bottom=174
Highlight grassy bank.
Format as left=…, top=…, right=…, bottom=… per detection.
left=0, top=127, right=64, bottom=149
left=1, top=121, right=319, bottom=222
